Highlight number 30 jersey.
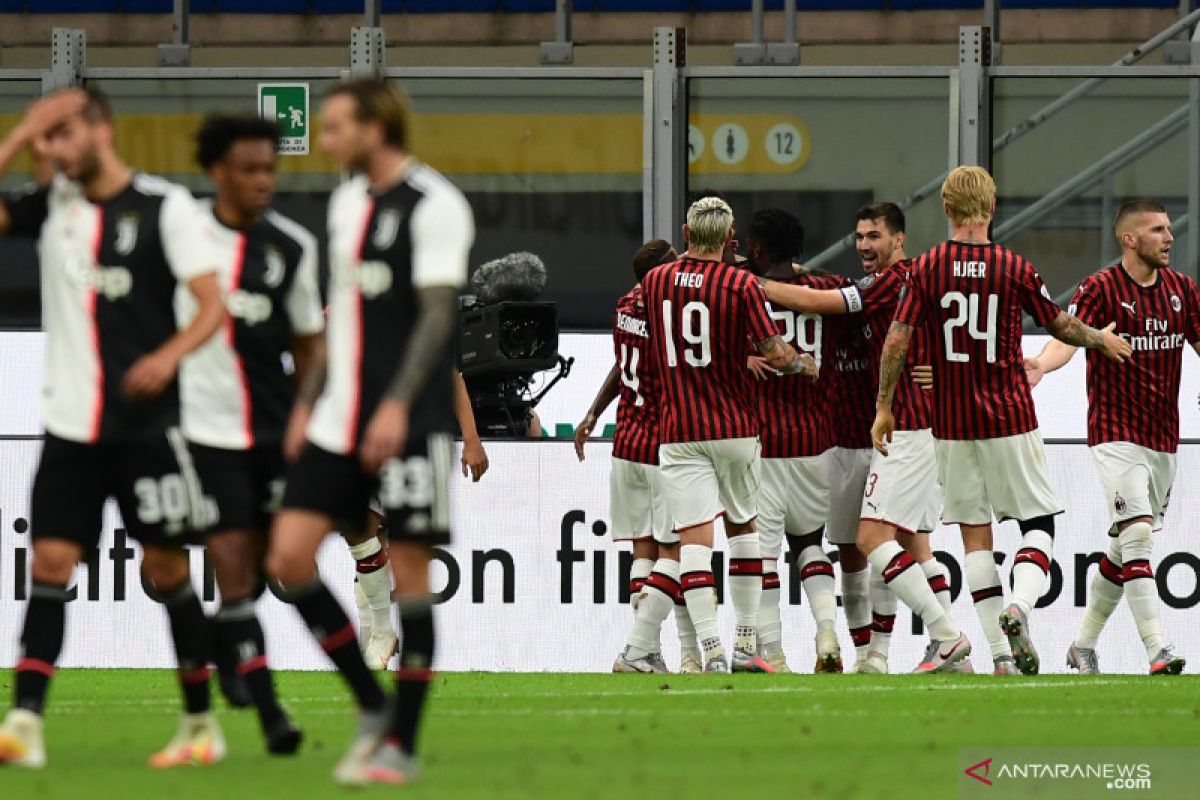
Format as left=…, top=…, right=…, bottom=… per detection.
left=642, top=257, right=781, bottom=444
left=611, top=285, right=659, bottom=465
left=894, top=240, right=1062, bottom=441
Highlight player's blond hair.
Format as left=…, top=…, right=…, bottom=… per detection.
left=686, top=196, right=734, bottom=255
left=941, top=166, right=996, bottom=227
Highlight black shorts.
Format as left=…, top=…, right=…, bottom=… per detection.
left=190, top=443, right=286, bottom=535
left=282, top=432, right=454, bottom=546
left=31, top=430, right=206, bottom=549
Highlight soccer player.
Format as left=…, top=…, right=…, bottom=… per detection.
left=577, top=239, right=700, bottom=675
left=186, top=113, right=321, bottom=751
left=762, top=203, right=968, bottom=673
left=1025, top=199, right=1191, bottom=676
left=641, top=196, right=815, bottom=674
left=742, top=209, right=844, bottom=673
left=0, top=88, right=227, bottom=767
left=267, top=78, right=473, bottom=785
left=872, top=166, right=1131, bottom=675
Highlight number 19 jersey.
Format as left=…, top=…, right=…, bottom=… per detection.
left=642, top=257, right=780, bottom=444
left=894, top=241, right=1062, bottom=440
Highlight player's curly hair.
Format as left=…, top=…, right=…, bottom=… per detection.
left=941, top=166, right=995, bottom=227
left=748, top=208, right=804, bottom=264
left=686, top=196, right=734, bottom=255
left=195, top=114, right=280, bottom=170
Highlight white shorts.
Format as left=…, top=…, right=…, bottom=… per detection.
left=1089, top=442, right=1176, bottom=533
left=758, top=453, right=831, bottom=558
left=825, top=446, right=873, bottom=545
left=936, top=430, right=1062, bottom=525
left=659, top=437, right=761, bottom=531
left=861, top=428, right=942, bottom=535
left=609, top=457, right=676, bottom=543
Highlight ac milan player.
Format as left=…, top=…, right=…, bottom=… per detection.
left=642, top=196, right=815, bottom=674
left=743, top=209, right=843, bottom=674
left=873, top=166, right=1131, bottom=675
left=762, top=203, right=969, bottom=674
left=268, top=79, right=473, bottom=785
left=576, top=239, right=700, bottom=675
left=1026, top=199, right=1191, bottom=676
left=0, top=88, right=227, bottom=768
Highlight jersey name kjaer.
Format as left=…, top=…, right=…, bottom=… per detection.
left=952, top=260, right=987, bottom=279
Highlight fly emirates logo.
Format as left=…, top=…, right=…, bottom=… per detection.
left=1119, top=317, right=1185, bottom=352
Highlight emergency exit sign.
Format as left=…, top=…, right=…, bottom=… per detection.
left=258, top=83, right=309, bottom=155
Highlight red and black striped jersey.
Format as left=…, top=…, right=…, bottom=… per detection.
left=829, top=308, right=874, bottom=450
left=756, top=272, right=843, bottom=458
left=611, top=286, right=659, bottom=464
left=894, top=241, right=1062, bottom=440
left=839, top=260, right=933, bottom=432
left=642, top=257, right=781, bottom=444
left=1069, top=263, right=1200, bottom=453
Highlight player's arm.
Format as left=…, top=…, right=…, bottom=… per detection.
left=1024, top=339, right=1078, bottom=388
left=0, top=90, right=86, bottom=235
left=574, top=364, right=620, bottom=461
left=284, top=332, right=326, bottom=461
left=870, top=320, right=914, bottom=456
left=123, top=273, right=226, bottom=398
left=454, top=369, right=489, bottom=482
left=1044, top=312, right=1130, bottom=363
left=756, top=334, right=817, bottom=379
left=761, top=280, right=848, bottom=315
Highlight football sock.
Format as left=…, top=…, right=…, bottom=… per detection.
left=391, top=595, right=436, bottom=756
left=350, top=538, right=394, bottom=635
left=841, top=567, right=872, bottom=661
left=922, top=558, right=953, bottom=617
left=160, top=581, right=213, bottom=715
left=674, top=598, right=700, bottom=658
left=626, top=559, right=678, bottom=657
left=1011, top=528, right=1054, bottom=615
left=757, top=558, right=782, bottom=656
left=278, top=577, right=385, bottom=711
left=1117, top=521, right=1164, bottom=657
left=867, top=542, right=958, bottom=642
left=965, top=550, right=1010, bottom=659
left=793, top=540, right=837, bottom=633
left=629, top=556, right=654, bottom=612
left=14, top=581, right=69, bottom=715
left=680, top=544, right=722, bottom=662
left=868, top=567, right=898, bottom=655
left=727, top=533, right=763, bottom=654
left=1074, top=535, right=1124, bottom=650
left=215, top=598, right=285, bottom=730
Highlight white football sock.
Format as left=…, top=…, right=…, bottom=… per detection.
left=727, top=534, right=762, bottom=654
left=758, top=558, right=782, bottom=655
left=675, top=600, right=700, bottom=657
left=349, top=538, right=394, bottom=634
left=1011, top=528, right=1054, bottom=615
left=625, top=559, right=677, bottom=657
left=629, top=557, right=654, bottom=613
left=841, top=567, right=872, bottom=658
left=1118, top=521, right=1164, bottom=657
left=965, top=550, right=1010, bottom=659
left=1074, top=535, right=1124, bottom=650
left=680, top=544, right=723, bottom=661
left=866, top=542, right=958, bottom=641
left=798, top=545, right=837, bottom=632
left=921, top=558, right=953, bottom=617
left=868, top=567, right=898, bottom=655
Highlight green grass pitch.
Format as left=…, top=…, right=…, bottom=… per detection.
left=1, top=669, right=1197, bottom=799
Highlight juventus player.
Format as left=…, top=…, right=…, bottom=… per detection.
left=642, top=196, right=814, bottom=674
left=267, top=78, right=472, bottom=785
left=1026, top=199, right=1191, bottom=675
left=187, top=114, right=321, bottom=751
left=762, top=203, right=968, bottom=673
left=0, top=88, right=227, bottom=767
left=743, top=209, right=844, bottom=673
left=873, top=166, right=1131, bottom=675
left=576, top=239, right=700, bottom=675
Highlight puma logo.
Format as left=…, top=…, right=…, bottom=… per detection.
left=1120, top=300, right=1137, bottom=316
left=882, top=559, right=907, bottom=581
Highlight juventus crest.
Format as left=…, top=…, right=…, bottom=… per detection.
left=263, top=246, right=286, bottom=289
left=114, top=213, right=140, bottom=256
left=372, top=208, right=403, bottom=251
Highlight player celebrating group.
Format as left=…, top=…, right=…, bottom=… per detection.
left=1026, top=199, right=1191, bottom=676
left=873, top=166, right=1132, bottom=675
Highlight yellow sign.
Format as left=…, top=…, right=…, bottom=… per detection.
left=688, top=114, right=811, bottom=175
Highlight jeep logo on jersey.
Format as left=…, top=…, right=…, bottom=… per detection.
left=65, top=258, right=133, bottom=300
left=227, top=289, right=273, bottom=325
left=114, top=213, right=139, bottom=256
left=372, top=208, right=403, bottom=250
left=357, top=260, right=394, bottom=299
left=263, top=246, right=286, bottom=289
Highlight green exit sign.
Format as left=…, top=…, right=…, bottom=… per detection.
left=258, top=83, right=309, bottom=155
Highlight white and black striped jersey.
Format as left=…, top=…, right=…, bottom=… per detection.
left=177, top=202, right=324, bottom=451
left=308, top=163, right=474, bottom=456
left=2, top=173, right=218, bottom=444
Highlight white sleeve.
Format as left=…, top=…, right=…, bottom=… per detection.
left=410, top=184, right=474, bottom=290
left=161, top=187, right=219, bottom=283
left=286, top=232, right=325, bottom=336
